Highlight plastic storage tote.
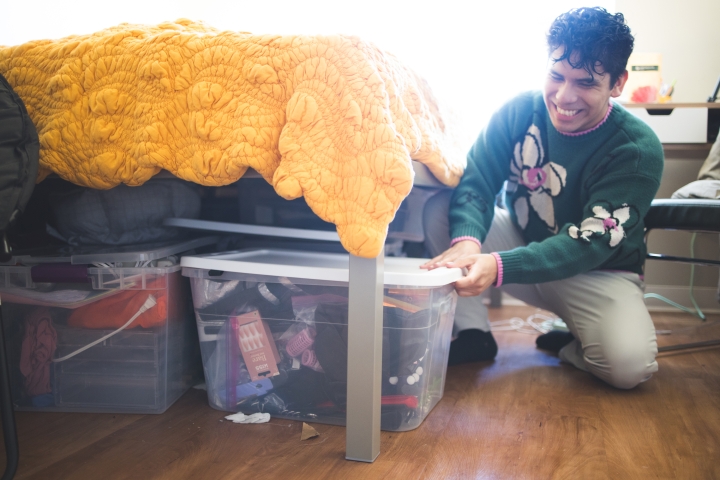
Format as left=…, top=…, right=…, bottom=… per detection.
left=0, top=238, right=213, bottom=413
left=181, top=248, right=461, bottom=431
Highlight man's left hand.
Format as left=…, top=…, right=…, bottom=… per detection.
left=447, top=254, right=499, bottom=297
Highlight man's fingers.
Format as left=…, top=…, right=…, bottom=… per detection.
left=446, top=256, right=475, bottom=269
left=455, top=276, right=480, bottom=289
left=454, top=261, right=481, bottom=287
left=455, top=279, right=490, bottom=296
left=457, top=288, right=484, bottom=297
left=451, top=254, right=495, bottom=296
left=421, top=254, right=464, bottom=270
left=420, top=241, right=481, bottom=270
left=421, top=252, right=453, bottom=269
left=420, top=258, right=442, bottom=270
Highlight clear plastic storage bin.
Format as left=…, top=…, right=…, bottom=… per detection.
left=0, top=239, right=212, bottom=413
left=181, top=248, right=460, bottom=431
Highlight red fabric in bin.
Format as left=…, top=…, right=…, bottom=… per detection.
left=20, top=308, right=57, bottom=396
left=68, top=278, right=167, bottom=329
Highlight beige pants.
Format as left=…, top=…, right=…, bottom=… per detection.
left=423, top=191, right=658, bottom=389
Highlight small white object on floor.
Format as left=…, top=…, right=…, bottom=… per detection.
left=224, top=412, right=271, bottom=424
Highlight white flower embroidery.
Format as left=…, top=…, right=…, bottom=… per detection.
left=508, top=125, right=567, bottom=233
left=568, top=204, right=631, bottom=247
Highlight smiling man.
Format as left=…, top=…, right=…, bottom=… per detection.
left=421, top=7, right=664, bottom=389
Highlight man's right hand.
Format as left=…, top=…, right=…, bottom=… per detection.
left=420, top=240, right=481, bottom=271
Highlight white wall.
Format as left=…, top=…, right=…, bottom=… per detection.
left=617, top=0, right=720, bottom=102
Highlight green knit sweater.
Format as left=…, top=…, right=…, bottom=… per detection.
left=449, top=91, right=664, bottom=285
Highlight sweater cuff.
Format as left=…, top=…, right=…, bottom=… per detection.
left=449, top=225, right=487, bottom=245
left=496, top=251, right=525, bottom=285
left=450, top=236, right=482, bottom=250
left=490, top=252, right=503, bottom=287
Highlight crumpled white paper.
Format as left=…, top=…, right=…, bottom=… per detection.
left=224, top=412, right=271, bottom=424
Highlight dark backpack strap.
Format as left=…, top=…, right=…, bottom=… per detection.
left=0, top=72, right=40, bottom=260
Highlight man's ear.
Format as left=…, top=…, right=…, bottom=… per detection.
left=610, top=70, right=629, bottom=98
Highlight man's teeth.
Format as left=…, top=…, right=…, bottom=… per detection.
left=557, top=106, right=579, bottom=116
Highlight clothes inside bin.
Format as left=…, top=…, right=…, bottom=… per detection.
left=195, top=279, right=452, bottom=431
left=182, top=248, right=460, bottom=431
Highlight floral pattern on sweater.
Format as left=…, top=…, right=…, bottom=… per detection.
left=508, top=125, right=567, bottom=233
left=568, top=204, right=637, bottom=247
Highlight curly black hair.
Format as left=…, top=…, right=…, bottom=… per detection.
left=547, top=7, right=634, bottom=87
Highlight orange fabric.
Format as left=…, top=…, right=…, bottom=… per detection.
left=0, top=20, right=463, bottom=258
left=68, top=280, right=167, bottom=329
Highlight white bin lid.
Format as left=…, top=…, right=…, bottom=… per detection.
left=181, top=249, right=463, bottom=287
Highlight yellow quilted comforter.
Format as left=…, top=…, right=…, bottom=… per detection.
left=0, top=20, right=462, bottom=257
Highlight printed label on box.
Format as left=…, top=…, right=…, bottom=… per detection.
left=230, top=310, right=280, bottom=381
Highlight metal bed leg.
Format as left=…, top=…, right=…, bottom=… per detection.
left=345, top=252, right=384, bottom=462
left=0, top=303, right=18, bottom=480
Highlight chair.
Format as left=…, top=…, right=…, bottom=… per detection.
left=644, top=198, right=720, bottom=352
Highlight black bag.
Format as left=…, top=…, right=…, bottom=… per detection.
left=0, top=72, right=39, bottom=261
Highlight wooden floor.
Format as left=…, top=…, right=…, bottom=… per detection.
left=2, top=306, right=719, bottom=480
